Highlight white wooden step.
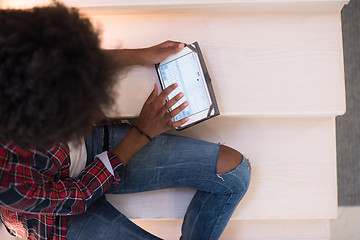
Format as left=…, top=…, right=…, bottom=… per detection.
left=0, top=3, right=347, bottom=118
left=330, top=206, right=360, bottom=240
left=0, top=2, right=343, bottom=239
left=106, top=117, right=337, bottom=220
left=1, top=0, right=349, bottom=13
left=133, top=219, right=330, bottom=240
left=0, top=219, right=330, bottom=240
left=83, top=12, right=346, bottom=118
left=0, top=226, right=16, bottom=240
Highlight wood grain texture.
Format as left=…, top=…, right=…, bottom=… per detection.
left=86, top=13, right=346, bottom=118
left=0, top=219, right=330, bottom=240
left=0, top=0, right=349, bottom=13
left=132, top=219, right=330, bottom=240
left=0, top=5, right=346, bottom=117
left=0, top=2, right=343, bottom=239
left=106, top=117, right=337, bottom=219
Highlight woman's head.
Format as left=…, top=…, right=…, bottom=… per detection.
left=0, top=3, right=117, bottom=147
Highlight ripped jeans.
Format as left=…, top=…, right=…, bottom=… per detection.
left=66, top=124, right=251, bottom=240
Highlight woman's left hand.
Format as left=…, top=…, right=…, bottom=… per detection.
left=104, top=40, right=185, bottom=68
left=139, top=40, right=185, bottom=65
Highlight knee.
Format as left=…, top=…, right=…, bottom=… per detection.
left=216, top=145, right=243, bottom=174
left=216, top=145, right=251, bottom=196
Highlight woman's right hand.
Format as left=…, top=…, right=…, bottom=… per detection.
left=135, top=83, right=189, bottom=139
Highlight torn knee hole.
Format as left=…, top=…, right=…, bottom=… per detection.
left=247, top=161, right=251, bottom=171
left=217, top=146, right=244, bottom=174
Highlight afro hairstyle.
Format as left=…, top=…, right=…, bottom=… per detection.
left=0, top=3, right=117, bottom=147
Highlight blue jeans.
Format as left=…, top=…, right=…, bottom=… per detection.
left=66, top=124, right=251, bottom=240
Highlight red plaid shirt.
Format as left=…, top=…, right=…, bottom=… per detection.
left=0, top=142, right=122, bottom=240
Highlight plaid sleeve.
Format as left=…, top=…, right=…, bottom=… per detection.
left=107, top=151, right=123, bottom=183
left=0, top=147, right=121, bottom=216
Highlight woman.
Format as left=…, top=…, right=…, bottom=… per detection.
left=0, top=3, right=251, bottom=240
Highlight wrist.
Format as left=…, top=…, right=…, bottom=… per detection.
left=110, top=127, right=149, bottom=166
left=133, top=48, right=147, bottom=66
left=132, top=125, right=154, bottom=141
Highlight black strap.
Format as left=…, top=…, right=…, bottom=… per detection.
left=132, top=125, right=154, bottom=141
left=103, top=125, right=109, bottom=151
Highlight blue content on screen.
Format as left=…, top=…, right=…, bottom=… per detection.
left=159, top=52, right=210, bottom=121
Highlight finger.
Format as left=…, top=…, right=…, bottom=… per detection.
left=144, top=84, right=158, bottom=105
left=174, top=42, right=185, bottom=52
left=162, top=40, right=182, bottom=47
left=169, top=117, right=190, bottom=128
left=157, top=83, right=178, bottom=104
left=161, top=41, right=185, bottom=54
left=162, top=92, right=185, bottom=114
left=167, top=101, right=189, bottom=119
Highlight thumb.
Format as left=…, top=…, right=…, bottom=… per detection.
left=164, top=42, right=185, bottom=54
left=172, top=42, right=185, bottom=53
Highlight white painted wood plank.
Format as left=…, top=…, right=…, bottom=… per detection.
left=0, top=225, right=17, bottom=240
left=330, top=206, right=360, bottom=240
left=87, top=13, right=346, bottom=117
left=0, top=8, right=345, bottom=117
left=0, top=219, right=330, bottom=240
left=132, top=219, right=330, bottom=240
left=106, top=117, right=337, bottom=219
left=1, top=0, right=349, bottom=13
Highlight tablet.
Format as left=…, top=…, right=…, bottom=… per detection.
left=155, top=42, right=219, bottom=130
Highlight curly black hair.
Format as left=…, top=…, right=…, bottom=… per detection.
left=0, top=3, right=117, bottom=147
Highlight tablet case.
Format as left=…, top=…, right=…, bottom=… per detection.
left=155, top=42, right=220, bottom=130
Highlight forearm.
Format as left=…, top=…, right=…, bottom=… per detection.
left=110, top=127, right=150, bottom=166
left=109, top=83, right=187, bottom=166
left=103, top=41, right=184, bottom=69
left=103, top=49, right=145, bottom=68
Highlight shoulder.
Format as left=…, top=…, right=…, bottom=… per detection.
left=0, top=142, right=70, bottom=185
left=0, top=142, right=69, bottom=170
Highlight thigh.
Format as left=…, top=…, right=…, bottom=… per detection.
left=85, top=125, right=106, bottom=166
left=106, top=124, right=227, bottom=195
left=66, top=197, right=161, bottom=240
left=85, top=124, right=131, bottom=165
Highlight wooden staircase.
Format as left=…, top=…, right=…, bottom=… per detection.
left=0, top=0, right=349, bottom=239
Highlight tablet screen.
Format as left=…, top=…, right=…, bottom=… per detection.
left=159, top=52, right=211, bottom=121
